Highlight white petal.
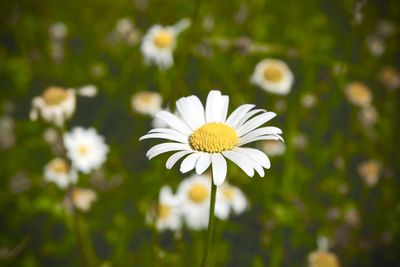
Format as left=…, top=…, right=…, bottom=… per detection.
left=180, top=153, right=201, bottom=173
left=155, top=111, right=192, bottom=135
left=238, top=126, right=282, bottom=139
left=205, top=90, right=226, bottom=123
left=211, top=153, right=227, bottom=186
left=233, top=109, right=265, bottom=129
left=139, top=133, right=188, bottom=143
left=235, top=147, right=271, bottom=169
left=236, top=112, right=277, bottom=136
left=186, top=95, right=206, bottom=128
left=218, top=95, right=229, bottom=123
left=146, top=143, right=190, bottom=159
left=239, top=135, right=280, bottom=146
left=222, top=150, right=254, bottom=177
left=149, top=127, right=188, bottom=137
left=176, top=97, right=198, bottom=130
left=195, top=153, right=211, bottom=174
left=225, top=104, right=255, bottom=126
left=166, top=151, right=193, bottom=169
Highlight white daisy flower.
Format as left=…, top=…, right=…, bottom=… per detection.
left=70, top=188, right=97, bottom=212
left=140, top=90, right=283, bottom=186
left=251, top=59, right=294, bottom=95
left=30, top=86, right=76, bottom=127
left=141, top=18, right=190, bottom=70
left=44, top=158, right=77, bottom=189
left=177, top=174, right=211, bottom=230
left=64, top=127, right=109, bottom=174
left=216, top=182, right=247, bottom=219
left=153, top=186, right=182, bottom=231
left=131, top=91, right=163, bottom=116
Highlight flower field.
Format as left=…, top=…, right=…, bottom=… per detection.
left=0, top=0, right=399, bottom=266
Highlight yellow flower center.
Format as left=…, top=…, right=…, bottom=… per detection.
left=189, top=123, right=238, bottom=153
left=309, top=252, right=340, bottom=267
left=42, top=87, right=69, bottom=105
left=222, top=187, right=235, bottom=201
left=153, top=30, right=173, bottom=48
left=188, top=183, right=209, bottom=203
left=138, top=92, right=154, bottom=103
left=263, top=65, right=284, bottom=83
left=158, top=204, right=171, bottom=219
left=52, top=159, right=68, bottom=174
left=78, top=145, right=90, bottom=155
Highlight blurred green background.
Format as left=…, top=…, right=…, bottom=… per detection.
left=1, top=0, right=399, bottom=266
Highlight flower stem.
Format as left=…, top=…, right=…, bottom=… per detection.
left=201, top=181, right=217, bottom=267
left=70, top=190, right=97, bottom=267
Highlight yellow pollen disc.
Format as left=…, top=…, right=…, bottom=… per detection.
left=42, top=87, right=69, bottom=105
left=78, top=145, right=90, bottom=155
left=153, top=30, right=173, bottom=48
left=139, top=92, right=153, bottom=103
left=188, top=184, right=209, bottom=203
left=158, top=204, right=171, bottom=219
left=189, top=123, right=238, bottom=153
left=222, top=187, right=235, bottom=201
left=263, top=65, right=284, bottom=83
left=52, top=159, right=68, bottom=174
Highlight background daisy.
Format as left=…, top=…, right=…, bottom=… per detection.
left=251, top=59, right=294, bottom=95
left=140, top=18, right=190, bottom=69
left=64, top=127, right=109, bottom=174
left=44, top=158, right=77, bottom=189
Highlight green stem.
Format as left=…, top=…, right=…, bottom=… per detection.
left=201, top=181, right=217, bottom=267
left=71, top=203, right=97, bottom=267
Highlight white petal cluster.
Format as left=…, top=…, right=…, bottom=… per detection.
left=30, top=87, right=76, bottom=127
left=141, top=18, right=190, bottom=70
left=150, top=175, right=247, bottom=231
left=140, top=90, right=283, bottom=186
left=64, top=127, right=109, bottom=174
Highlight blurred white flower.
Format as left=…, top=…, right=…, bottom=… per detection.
left=78, top=85, right=98, bottom=97
left=42, top=128, right=59, bottom=144
left=293, top=133, right=308, bottom=150
left=30, top=86, right=76, bottom=127
left=70, top=188, right=97, bottom=212
left=44, top=158, right=77, bottom=189
left=49, top=22, right=68, bottom=41
left=177, top=174, right=211, bottom=230
left=64, top=127, right=109, bottom=174
left=260, top=140, right=286, bottom=157
left=358, top=105, right=378, bottom=128
left=131, top=91, right=162, bottom=115
left=251, top=59, right=294, bottom=95
left=301, top=93, right=317, bottom=108
left=0, top=115, right=15, bottom=150
left=376, top=20, right=396, bottom=38
left=357, top=159, right=381, bottom=187
left=216, top=182, right=247, bottom=219
left=344, top=207, right=360, bottom=227
left=344, top=82, right=372, bottom=107
left=154, top=186, right=182, bottom=231
left=141, top=18, right=190, bottom=70
left=366, top=35, right=385, bottom=57
left=379, top=66, right=400, bottom=90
